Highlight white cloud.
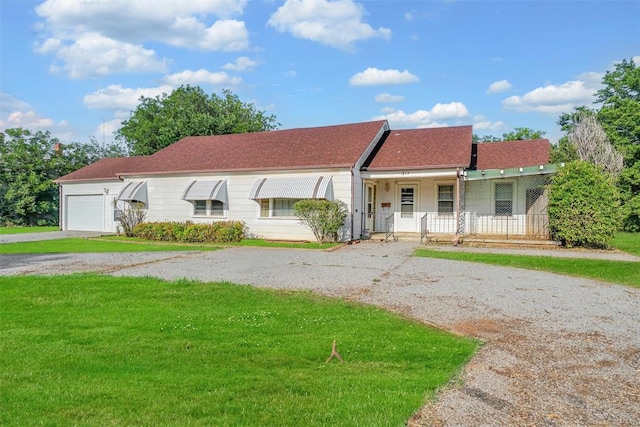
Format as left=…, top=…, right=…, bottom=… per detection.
left=268, top=0, right=391, bottom=51
left=473, top=118, right=506, bottom=131
left=0, top=93, right=72, bottom=138
left=350, top=67, right=419, bottom=86
left=83, top=84, right=174, bottom=111
left=163, top=69, right=242, bottom=86
left=35, top=32, right=167, bottom=79
left=2, top=111, right=54, bottom=129
left=503, top=79, right=598, bottom=114
left=486, top=79, right=512, bottom=94
left=168, top=19, right=249, bottom=51
left=372, top=102, right=469, bottom=128
left=222, top=56, right=259, bottom=71
left=93, top=118, right=123, bottom=143
left=34, top=0, right=249, bottom=78
left=374, top=93, right=405, bottom=103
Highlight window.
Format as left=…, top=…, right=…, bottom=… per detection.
left=192, top=200, right=224, bottom=217
left=211, top=200, right=224, bottom=216
left=400, top=187, right=414, bottom=218
left=113, top=199, right=120, bottom=221
left=495, top=183, right=513, bottom=216
left=259, top=198, right=301, bottom=217
left=260, top=199, right=270, bottom=217
left=194, top=200, right=207, bottom=216
left=438, top=184, right=454, bottom=214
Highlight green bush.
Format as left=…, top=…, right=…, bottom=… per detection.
left=548, top=161, right=621, bottom=248
left=293, top=199, right=348, bottom=243
left=133, top=221, right=246, bottom=243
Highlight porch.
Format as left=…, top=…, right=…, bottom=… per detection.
left=363, top=211, right=551, bottom=242
left=360, top=170, right=552, bottom=243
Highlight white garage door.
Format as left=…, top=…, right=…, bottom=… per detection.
left=66, top=195, right=104, bottom=231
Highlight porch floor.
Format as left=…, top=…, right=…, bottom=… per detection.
left=367, top=232, right=559, bottom=247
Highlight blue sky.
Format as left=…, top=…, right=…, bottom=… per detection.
left=1, top=0, right=638, bottom=146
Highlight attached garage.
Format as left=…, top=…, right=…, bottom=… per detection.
left=66, top=195, right=104, bottom=231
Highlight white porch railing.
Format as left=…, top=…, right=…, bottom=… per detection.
left=424, top=211, right=550, bottom=240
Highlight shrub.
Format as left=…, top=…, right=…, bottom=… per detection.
left=118, top=202, right=147, bottom=237
left=293, top=199, right=348, bottom=243
left=132, top=220, right=246, bottom=243
left=548, top=161, right=621, bottom=248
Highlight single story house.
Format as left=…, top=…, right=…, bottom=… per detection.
left=55, top=120, right=556, bottom=241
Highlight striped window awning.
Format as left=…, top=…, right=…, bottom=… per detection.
left=117, top=181, right=148, bottom=204
left=181, top=180, right=228, bottom=204
left=249, top=176, right=334, bottom=200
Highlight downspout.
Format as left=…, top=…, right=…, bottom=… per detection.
left=456, top=167, right=461, bottom=236
left=350, top=166, right=355, bottom=241
left=58, top=184, right=63, bottom=231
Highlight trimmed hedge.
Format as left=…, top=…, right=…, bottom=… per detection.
left=132, top=221, right=247, bottom=243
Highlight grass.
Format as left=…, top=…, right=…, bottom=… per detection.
left=0, top=236, right=338, bottom=254
left=0, top=238, right=223, bottom=254
left=414, top=249, right=640, bottom=289
left=611, top=232, right=640, bottom=257
left=0, top=226, right=58, bottom=234
left=0, top=274, right=477, bottom=426
left=101, top=235, right=338, bottom=250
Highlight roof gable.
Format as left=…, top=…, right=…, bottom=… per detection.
left=475, top=139, right=551, bottom=170
left=366, top=125, right=473, bottom=171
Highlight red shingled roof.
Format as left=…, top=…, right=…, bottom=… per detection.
left=475, top=139, right=551, bottom=170
left=55, top=156, right=148, bottom=182
left=56, top=121, right=388, bottom=181
left=366, top=125, right=473, bottom=170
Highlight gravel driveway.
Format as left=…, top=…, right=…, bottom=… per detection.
left=1, top=242, right=638, bottom=426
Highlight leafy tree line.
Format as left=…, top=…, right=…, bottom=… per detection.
left=116, top=86, right=279, bottom=155
left=1, top=87, right=278, bottom=226
left=552, top=58, right=639, bottom=233
left=473, top=127, right=547, bottom=143
left=0, top=129, right=126, bottom=226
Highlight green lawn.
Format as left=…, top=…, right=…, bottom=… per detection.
left=0, top=226, right=58, bottom=234
left=414, top=249, right=640, bottom=289
left=0, top=237, right=337, bottom=254
left=101, top=236, right=338, bottom=250
left=0, top=274, right=477, bottom=426
left=611, top=232, right=640, bottom=257
left=0, top=238, right=223, bottom=254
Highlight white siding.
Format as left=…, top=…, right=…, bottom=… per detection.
left=464, top=175, right=549, bottom=236
left=60, top=181, right=124, bottom=232
left=369, top=177, right=458, bottom=233
left=99, top=168, right=355, bottom=241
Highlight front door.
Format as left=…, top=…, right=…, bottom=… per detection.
left=397, top=184, right=418, bottom=232
left=365, top=183, right=376, bottom=231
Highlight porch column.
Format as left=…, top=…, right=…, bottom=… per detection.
left=457, top=171, right=465, bottom=234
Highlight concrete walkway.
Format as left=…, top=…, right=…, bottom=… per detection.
left=0, top=230, right=109, bottom=244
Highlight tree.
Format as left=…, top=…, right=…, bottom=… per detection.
left=595, top=58, right=640, bottom=231
left=116, top=86, right=279, bottom=155
left=473, top=127, right=546, bottom=144
left=567, top=113, right=623, bottom=178
left=501, top=127, right=546, bottom=141
left=293, top=199, right=348, bottom=243
left=548, top=161, right=620, bottom=248
left=0, top=128, right=124, bottom=226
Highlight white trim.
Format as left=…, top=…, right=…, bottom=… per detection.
left=362, top=169, right=457, bottom=179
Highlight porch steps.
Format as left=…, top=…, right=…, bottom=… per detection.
left=366, top=232, right=559, bottom=247
left=463, top=237, right=560, bottom=248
